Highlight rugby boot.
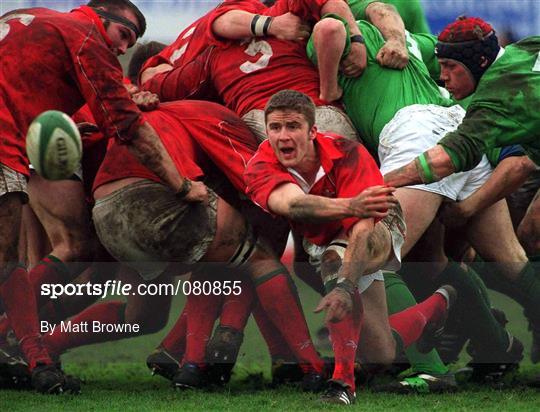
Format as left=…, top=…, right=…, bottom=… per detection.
left=173, top=363, right=207, bottom=390
left=371, top=372, right=458, bottom=394
left=205, top=325, right=243, bottom=384
left=146, top=347, right=180, bottom=381
left=271, top=358, right=304, bottom=386
left=320, top=380, right=356, bottom=405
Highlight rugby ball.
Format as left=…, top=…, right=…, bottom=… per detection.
left=26, top=110, right=82, bottom=180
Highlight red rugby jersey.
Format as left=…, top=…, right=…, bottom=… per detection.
left=0, top=6, right=142, bottom=175
left=93, top=101, right=258, bottom=193
left=245, top=133, right=384, bottom=246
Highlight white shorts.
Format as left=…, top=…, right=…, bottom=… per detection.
left=302, top=238, right=385, bottom=294
left=379, top=104, right=493, bottom=201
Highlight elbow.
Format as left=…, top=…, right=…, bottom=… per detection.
left=516, top=156, right=538, bottom=177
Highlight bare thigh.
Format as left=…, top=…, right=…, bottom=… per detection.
left=395, top=188, right=442, bottom=257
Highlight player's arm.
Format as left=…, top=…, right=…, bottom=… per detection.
left=212, top=10, right=311, bottom=41
left=314, top=216, right=375, bottom=322
left=364, top=1, right=408, bottom=68
left=440, top=155, right=536, bottom=223
left=267, top=182, right=395, bottom=222
left=383, top=144, right=455, bottom=187
left=128, top=122, right=207, bottom=202
left=321, top=0, right=367, bottom=77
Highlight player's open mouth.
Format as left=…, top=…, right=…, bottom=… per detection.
left=280, top=147, right=295, bottom=158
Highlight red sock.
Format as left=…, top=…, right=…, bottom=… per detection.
left=219, top=274, right=255, bottom=331
left=43, top=301, right=126, bottom=355
left=327, top=291, right=363, bottom=391
left=252, top=304, right=295, bottom=361
left=183, top=292, right=222, bottom=366
left=388, top=293, right=447, bottom=348
left=0, top=266, right=52, bottom=369
left=160, top=306, right=188, bottom=359
left=29, top=255, right=70, bottom=307
left=255, top=272, right=324, bottom=373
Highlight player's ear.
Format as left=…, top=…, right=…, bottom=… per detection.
left=479, top=55, right=489, bottom=68
left=309, top=125, right=317, bottom=140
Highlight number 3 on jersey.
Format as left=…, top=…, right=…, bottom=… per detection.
left=240, top=39, right=273, bottom=74
left=0, top=14, right=34, bottom=42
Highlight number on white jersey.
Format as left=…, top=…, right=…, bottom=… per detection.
left=240, top=39, right=273, bottom=74
left=0, top=14, right=35, bottom=42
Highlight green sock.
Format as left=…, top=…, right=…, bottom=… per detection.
left=474, top=258, right=540, bottom=322
left=437, top=261, right=511, bottom=361
left=511, top=263, right=540, bottom=321
left=384, top=272, right=448, bottom=375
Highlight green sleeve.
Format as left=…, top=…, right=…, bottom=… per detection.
left=412, top=33, right=439, bottom=80
left=439, top=106, right=533, bottom=172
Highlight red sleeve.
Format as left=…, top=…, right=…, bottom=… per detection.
left=334, top=140, right=385, bottom=233
left=268, top=0, right=329, bottom=21
left=205, top=0, right=266, bottom=46
left=244, top=141, right=298, bottom=212
left=64, top=29, right=143, bottom=143
left=141, top=48, right=215, bottom=101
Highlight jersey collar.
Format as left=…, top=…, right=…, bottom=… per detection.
left=314, top=133, right=345, bottom=173
left=71, top=6, right=113, bottom=47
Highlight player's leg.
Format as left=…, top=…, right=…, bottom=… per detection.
left=311, top=17, right=345, bottom=102
left=43, top=265, right=171, bottom=357
left=465, top=199, right=539, bottom=363
left=93, top=180, right=325, bottom=388
left=394, top=188, right=443, bottom=257
left=371, top=271, right=456, bottom=394
left=0, top=165, right=71, bottom=393
left=26, top=175, right=95, bottom=307
left=517, top=187, right=540, bottom=256
left=206, top=272, right=255, bottom=384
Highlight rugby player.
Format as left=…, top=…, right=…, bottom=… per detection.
left=382, top=16, right=540, bottom=362
left=244, top=90, right=457, bottom=404
left=0, top=0, right=183, bottom=393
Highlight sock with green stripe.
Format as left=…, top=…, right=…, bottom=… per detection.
left=384, top=272, right=448, bottom=375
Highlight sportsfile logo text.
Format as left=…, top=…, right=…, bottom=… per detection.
left=41, top=279, right=243, bottom=300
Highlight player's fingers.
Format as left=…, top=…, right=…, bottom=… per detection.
left=314, top=299, right=329, bottom=313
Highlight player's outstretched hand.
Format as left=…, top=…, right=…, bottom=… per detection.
left=185, top=180, right=209, bottom=203
left=132, top=91, right=160, bottom=111
left=270, top=12, right=312, bottom=41
left=341, top=42, right=367, bottom=77
left=376, top=38, right=409, bottom=69
left=348, top=185, right=397, bottom=219
left=314, top=287, right=353, bottom=323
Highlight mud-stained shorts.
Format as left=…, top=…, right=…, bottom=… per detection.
left=93, top=180, right=217, bottom=280
left=242, top=106, right=360, bottom=143
left=302, top=204, right=406, bottom=293
left=0, top=163, right=28, bottom=203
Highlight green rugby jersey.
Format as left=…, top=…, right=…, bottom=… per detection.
left=348, top=0, right=431, bottom=34
left=307, top=19, right=451, bottom=155
left=439, top=37, right=540, bottom=170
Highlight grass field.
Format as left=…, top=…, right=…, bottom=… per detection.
left=2, top=284, right=539, bottom=410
